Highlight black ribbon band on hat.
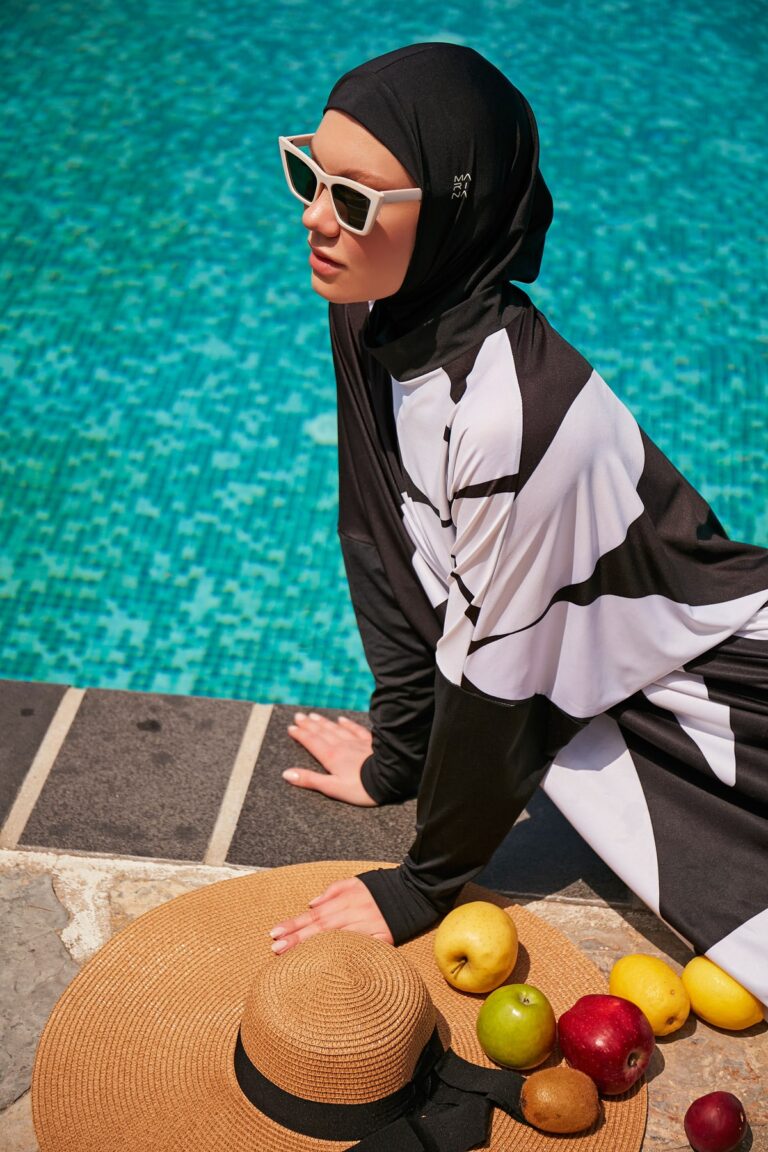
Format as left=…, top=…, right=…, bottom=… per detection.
left=234, top=1025, right=444, bottom=1140
left=234, top=1027, right=526, bottom=1149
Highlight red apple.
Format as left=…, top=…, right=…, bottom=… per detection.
left=557, top=994, right=655, bottom=1095
left=684, top=1092, right=748, bottom=1152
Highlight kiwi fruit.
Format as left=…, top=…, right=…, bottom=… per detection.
left=521, top=1066, right=601, bottom=1134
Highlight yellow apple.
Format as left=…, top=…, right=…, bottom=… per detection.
left=434, top=901, right=518, bottom=993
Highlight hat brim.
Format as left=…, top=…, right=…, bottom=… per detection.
left=32, top=860, right=646, bottom=1151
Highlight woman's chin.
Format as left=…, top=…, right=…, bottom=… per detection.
left=310, top=275, right=370, bottom=305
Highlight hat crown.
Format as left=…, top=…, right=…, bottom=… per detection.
left=239, top=931, right=436, bottom=1105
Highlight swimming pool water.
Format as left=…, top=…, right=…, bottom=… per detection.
left=1, top=0, right=766, bottom=707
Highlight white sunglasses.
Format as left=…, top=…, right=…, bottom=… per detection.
left=278, top=134, right=422, bottom=236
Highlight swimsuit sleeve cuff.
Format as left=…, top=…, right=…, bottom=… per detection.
left=356, top=866, right=448, bottom=944
left=360, top=753, right=419, bottom=806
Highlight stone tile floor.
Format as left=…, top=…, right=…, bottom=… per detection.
left=0, top=678, right=766, bottom=1151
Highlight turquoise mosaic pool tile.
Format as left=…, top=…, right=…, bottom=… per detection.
left=0, top=0, right=765, bottom=704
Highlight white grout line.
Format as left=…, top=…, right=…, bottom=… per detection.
left=203, top=702, right=273, bottom=867
left=0, top=687, right=87, bottom=849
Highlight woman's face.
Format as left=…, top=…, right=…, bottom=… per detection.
left=298, top=110, right=421, bottom=304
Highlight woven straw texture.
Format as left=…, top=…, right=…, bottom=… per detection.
left=32, top=861, right=647, bottom=1152
left=240, top=931, right=437, bottom=1102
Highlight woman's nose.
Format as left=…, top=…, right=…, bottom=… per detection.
left=302, top=185, right=340, bottom=236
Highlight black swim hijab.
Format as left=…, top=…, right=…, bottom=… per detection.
left=323, top=42, right=553, bottom=371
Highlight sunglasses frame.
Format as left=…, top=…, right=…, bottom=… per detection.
left=278, top=134, right=422, bottom=236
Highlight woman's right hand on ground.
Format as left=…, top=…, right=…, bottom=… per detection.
left=283, top=712, right=378, bottom=806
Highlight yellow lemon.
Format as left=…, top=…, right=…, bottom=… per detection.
left=608, top=953, right=690, bottom=1036
left=681, top=956, right=765, bottom=1031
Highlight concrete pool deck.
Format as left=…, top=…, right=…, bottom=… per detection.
left=0, top=677, right=765, bottom=1151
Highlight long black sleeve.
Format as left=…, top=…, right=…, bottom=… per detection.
left=340, top=532, right=435, bottom=804
left=330, top=300, right=444, bottom=805
left=358, top=669, right=583, bottom=941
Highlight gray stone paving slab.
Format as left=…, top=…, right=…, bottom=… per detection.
left=20, top=689, right=251, bottom=860
left=227, top=704, right=418, bottom=866
left=0, top=870, right=79, bottom=1111
left=0, top=681, right=68, bottom=825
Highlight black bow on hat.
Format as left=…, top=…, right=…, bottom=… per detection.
left=235, top=1025, right=525, bottom=1151
left=350, top=1044, right=525, bottom=1151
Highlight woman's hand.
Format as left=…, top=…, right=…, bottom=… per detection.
left=269, top=877, right=394, bottom=953
left=283, top=711, right=377, bottom=806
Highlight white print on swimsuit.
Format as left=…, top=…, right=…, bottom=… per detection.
left=452, top=173, right=472, bottom=198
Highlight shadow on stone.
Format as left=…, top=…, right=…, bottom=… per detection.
left=476, top=789, right=631, bottom=907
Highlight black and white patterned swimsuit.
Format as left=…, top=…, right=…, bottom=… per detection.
left=329, top=286, right=768, bottom=1006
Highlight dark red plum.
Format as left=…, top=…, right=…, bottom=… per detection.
left=684, top=1092, right=747, bottom=1152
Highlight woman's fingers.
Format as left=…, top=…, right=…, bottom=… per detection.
left=269, top=880, right=379, bottom=937
left=282, top=765, right=376, bottom=806
left=286, top=730, right=329, bottom=766
left=269, top=906, right=324, bottom=940
left=288, top=717, right=331, bottom=752
left=281, top=767, right=325, bottom=791
left=281, top=766, right=366, bottom=803
left=286, top=720, right=349, bottom=768
left=337, top=715, right=373, bottom=740
left=282, top=712, right=378, bottom=806
left=291, top=711, right=358, bottom=742
left=268, top=879, right=393, bottom=953
left=308, top=878, right=357, bottom=906
left=289, top=712, right=373, bottom=751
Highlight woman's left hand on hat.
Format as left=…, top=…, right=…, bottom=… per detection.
left=269, top=876, right=394, bottom=953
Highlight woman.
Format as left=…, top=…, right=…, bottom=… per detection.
left=269, top=43, right=768, bottom=1002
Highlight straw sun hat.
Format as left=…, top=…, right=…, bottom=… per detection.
left=33, top=860, right=646, bottom=1151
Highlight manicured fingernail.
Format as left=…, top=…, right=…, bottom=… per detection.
left=309, top=712, right=321, bottom=720
left=271, top=939, right=288, bottom=954
left=282, top=770, right=299, bottom=782
left=294, top=711, right=306, bottom=720
left=269, top=926, right=285, bottom=939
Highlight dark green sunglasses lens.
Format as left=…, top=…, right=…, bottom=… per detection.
left=286, top=151, right=317, bottom=201
left=285, top=148, right=373, bottom=231
left=331, top=184, right=371, bottom=231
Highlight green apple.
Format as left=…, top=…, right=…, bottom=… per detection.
left=477, top=983, right=556, bottom=1069
left=433, top=901, right=518, bottom=993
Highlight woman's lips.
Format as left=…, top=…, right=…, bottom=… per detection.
left=309, top=247, right=344, bottom=274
